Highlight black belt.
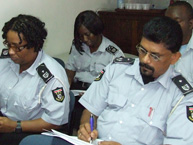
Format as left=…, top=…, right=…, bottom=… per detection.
left=70, top=81, right=91, bottom=90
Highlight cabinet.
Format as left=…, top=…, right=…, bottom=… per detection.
left=98, top=9, right=165, bottom=55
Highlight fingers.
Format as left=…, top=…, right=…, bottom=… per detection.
left=78, top=123, right=91, bottom=142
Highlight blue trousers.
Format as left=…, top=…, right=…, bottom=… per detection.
left=19, top=135, right=73, bottom=145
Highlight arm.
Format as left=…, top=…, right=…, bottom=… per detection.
left=0, top=117, right=60, bottom=133
left=65, top=68, right=76, bottom=85
left=78, top=109, right=98, bottom=142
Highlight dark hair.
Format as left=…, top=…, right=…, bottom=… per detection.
left=142, top=16, right=182, bottom=53
left=73, top=10, right=104, bottom=54
left=2, top=14, right=47, bottom=52
left=169, top=1, right=193, bottom=20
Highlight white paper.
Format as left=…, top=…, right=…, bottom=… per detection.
left=42, top=129, right=102, bottom=145
left=71, top=90, right=86, bottom=97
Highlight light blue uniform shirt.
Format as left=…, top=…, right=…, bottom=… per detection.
left=65, top=36, right=124, bottom=83
left=0, top=50, right=70, bottom=125
left=175, top=33, right=193, bottom=85
left=79, top=58, right=184, bottom=145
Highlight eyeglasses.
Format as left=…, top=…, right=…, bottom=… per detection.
left=3, top=41, right=27, bottom=52
left=136, top=44, right=161, bottom=61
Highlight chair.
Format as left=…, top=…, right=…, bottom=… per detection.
left=53, top=57, right=75, bottom=134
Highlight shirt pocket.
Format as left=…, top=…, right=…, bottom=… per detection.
left=13, top=91, right=40, bottom=118
left=137, top=106, right=165, bottom=145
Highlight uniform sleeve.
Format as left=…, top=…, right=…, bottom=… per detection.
left=65, top=44, right=77, bottom=71
left=40, top=77, right=70, bottom=125
left=79, top=64, right=114, bottom=116
left=163, top=93, right=193, bottom=144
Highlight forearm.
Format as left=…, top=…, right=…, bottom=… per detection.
left=21, top=118, right=61, bottom=133
left=65, top=69, right=76, bottom=85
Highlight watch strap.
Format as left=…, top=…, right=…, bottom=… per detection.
left=15, top=121, right=22, bottom=133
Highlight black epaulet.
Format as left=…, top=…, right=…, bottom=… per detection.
left=106, top=45, right=118, bottom=55
left=0, top=48, right=10, bottom=58
left=113, top=56, right=135, bottom=65
left=172, top=75, right=193, bottom=96
left=36, top=63, right=54, bottom=83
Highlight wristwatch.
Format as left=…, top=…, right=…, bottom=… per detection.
left=15, top=121, right=22, bottom=133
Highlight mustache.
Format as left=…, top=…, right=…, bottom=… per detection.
left=139, top=62, right=154, bottom=71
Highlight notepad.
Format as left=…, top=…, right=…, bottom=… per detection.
left=42, top=129, right=102, bottom=145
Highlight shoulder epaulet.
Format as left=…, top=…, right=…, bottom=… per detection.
left=36, top=63, right=54, bottom=83
left=172, top=75, right=193, bottom=96
left=0, top=49, right=10, bottom=58
left=106, top=45, right=118, bottom=55
left=113, top=56, right=135, bottom=65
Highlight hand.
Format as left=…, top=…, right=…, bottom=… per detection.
left=78, top=92, right=84, bottom=96
left=98, top=141, right=122, bottom=145
left=0, top=117, right=16, bottom=133
left=78, top=122, right=98, bottom=142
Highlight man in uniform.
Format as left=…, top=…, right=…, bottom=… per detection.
left=165, top=1, right=193, bottom=84
left=0, top=14, right=70, bottom=145
left=78, top=16, right=193, bottom=145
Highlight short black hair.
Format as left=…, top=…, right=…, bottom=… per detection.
left=142, top=16, right=182, bottom=53
left=2, top=14, right=47, bottom=52
left=169, top=1, right=193, bottom=20
left=73, top=10, right=104, bottom=54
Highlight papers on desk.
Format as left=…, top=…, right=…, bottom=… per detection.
left=42, top=129, right=102, bottom=145
left=71, top=90, right=86, bottom=97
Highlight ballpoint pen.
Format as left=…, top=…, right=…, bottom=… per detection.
left=90, top=114, right=94, bottom=144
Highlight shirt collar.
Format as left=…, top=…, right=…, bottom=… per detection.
left=125, top=58, right=176, bottom=88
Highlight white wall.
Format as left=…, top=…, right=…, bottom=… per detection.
left=0, top=0, right=116, bottom=57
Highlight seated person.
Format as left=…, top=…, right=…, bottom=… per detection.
left=65, top=10, right=124, bottom=131
left=19, top=16, right=193, bottom=145
left=165, top=1, right=193, bottom=84
left=0, top=14, right=70, bottom=145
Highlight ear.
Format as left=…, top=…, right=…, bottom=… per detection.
left=171, top=52, right=181, bottom=65
left=189, top=19, right=193, bottom=30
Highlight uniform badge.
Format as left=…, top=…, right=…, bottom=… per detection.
left=187, top=106, right=193, bottom=122
left=113, top=56, right=135, bottom=65
left=0, top=48, right=10, bottom=58
left=106, top=45, right=118, bottom=55
left=52, top=87, right=65, bottom=102
left=95, top=69, right=105, bottom=81
left=172, top=75, right=193, bottom=96
left=36, top=63, right=54, bottom=83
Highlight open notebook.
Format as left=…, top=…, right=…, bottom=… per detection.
left=42, top=129, right=102, bottom=145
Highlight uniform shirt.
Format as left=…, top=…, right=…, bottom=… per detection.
left=0, top=50, right=70, bottom=125
left=175, top=33, right=193, bottom=84
left=79, top=58, right=184, bottom=145
left=65, top=36, right=124, bottom=83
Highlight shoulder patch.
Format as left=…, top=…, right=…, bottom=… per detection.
left=0, top=49, right=10, bottom=58
left=95, top=69, right=105, bottom=81
left=172, top=75, right=193, bottom=96
left=52, top=87, right=65, bottom=102
left=187, top=105, right=193, bottom=122
left=36, top=63, right=54, bottom=83
left=113, top=56, right=135, bottom=65
left=106, top=45, right=118, bottom=55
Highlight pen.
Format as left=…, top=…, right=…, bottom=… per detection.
left=89, top=114, right=94, bottom=144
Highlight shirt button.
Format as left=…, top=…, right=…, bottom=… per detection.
left=149, top=121, right=153, bottom=125
left=109, top=136, right=112, bottom=140
left=131, top=104, right=135, bottom=107
left=178, top=70, right=181, bottom=72
left=141, top=88, right=144, bottom=91
left=119, top=120, right=123, bottom=124
left=9, top=87, right=12, bottom=89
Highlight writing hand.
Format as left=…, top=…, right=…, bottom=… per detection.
left=98, top=141, right=122, bottom=145
left=78, top=122, right=98, bottom=142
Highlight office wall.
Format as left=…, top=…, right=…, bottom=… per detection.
left=0, top=0, right=116, bottom=56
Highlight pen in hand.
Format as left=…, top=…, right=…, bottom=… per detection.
left=89, top=114, right=94, bottom=144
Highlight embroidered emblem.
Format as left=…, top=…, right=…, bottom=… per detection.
left=113, top=56, right=135, bottom=65
left=52, top=87, right=65, bottom=102
left=95, top=69, right=105, bottom=81
left=106, top=45, right=118, bottom=55
left=187, top=106, right=193, bottom=122
left=0, top=49, right=10, bottom=58
left=172, top=75, right=193, bottom=96
left=36, top=63, right=54, bottom=83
